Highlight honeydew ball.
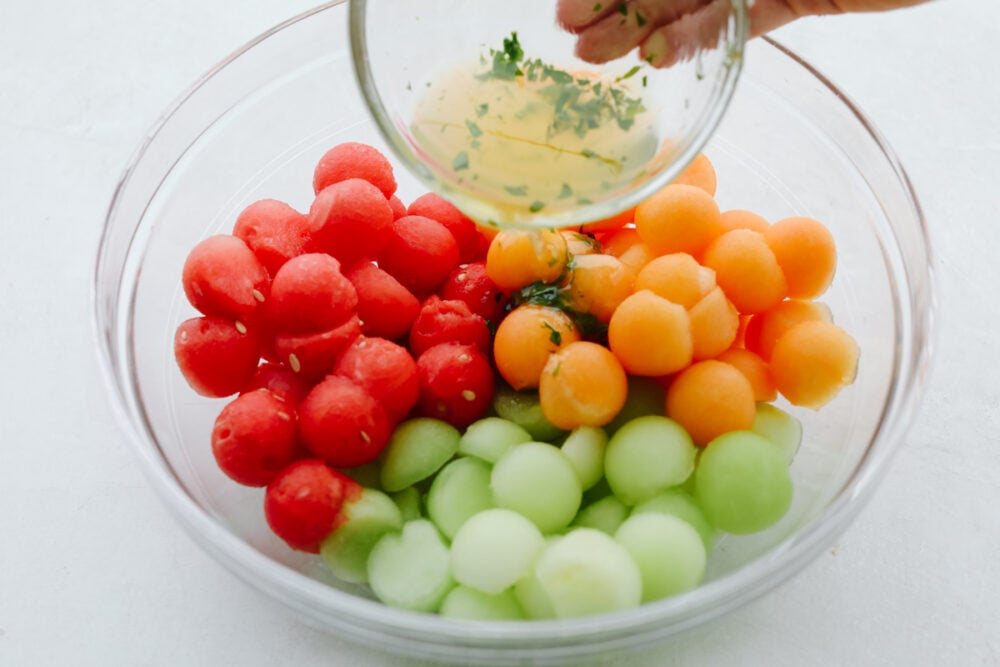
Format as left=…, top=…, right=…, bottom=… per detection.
left=604, top=416, right=696, bottom=505
left=426, top=457, right=495, bottom=539
left=380, top=418, right=460, bottom=492
left=751, top=402, right=803, bottom=465
left=451, top=508, right=545, bottom=594
left=439, top=585, right=526, bottom=621
left=632, top=488, right=717, bottom=553
left=614, top=513, right=707, bottom=602
left=534, top=528, right=642, bottom=618
left=368, top=520, right=454, bottom=612
left=560, top=426, right=608, bottom=491
left=695, top=431, right=793, bottom=534
left=491, top=442, right=582, bottom=534
left=458, top=417, right=533, bottom=464
left=319, top=488, right=402, bottom=584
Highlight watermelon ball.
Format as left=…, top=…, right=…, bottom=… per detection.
left=408, top=193, right=481, bottom=263
left=264, top=459, right=362, bottom=553
left=274, top=315, right=361, bottom=383
left=388, top=195, right=407, bottom=220
left=439, top=261, right=509, bottom=325
left=241, top=361, right=312, bottom=406
left=416, top=343, right=494, bottom=429
left=409, top=296, right=491, bottom=358
left=313, top=142, right=397, bottom=199
left=174, top=316, right=260, bottom=397
left=182, top=235, right=269, bottom=319
left=345, top=262, right=420, bottom=341
left=378, top=215, right=460, bottom=296
left=269, top=253, right=358, bottom=334
left=298, top=375, right=393, bottom=468
left=233, top=199, right=312, bottom=277
left=212, top=389, right=298, bottom=486
left=308, top=179, right=394, bottom=264
left=334, top=337, right=419, bottom=424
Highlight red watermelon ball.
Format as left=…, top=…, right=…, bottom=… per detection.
left=241, top=362, right=312, bottom=406
left=408, top=296, right=491, bottom=358
left=233, top=199, right=312, bottom=277
left=378, top=215, right=460, bottom=296
left=407, top=193, right=481, bottom=263
left=439, top=261, right=510, bottom=326
left=211, top=389, right=299, bottom=487
left=269, top=253, right=358, bottom=334
left=273, top=315, right=362, bottom=383
left=416, top=343, right=495, bottom=429
left=174, top=316, right=260, bottom=398
left=334, top=337, right=419, bottom=424
left=388, top=195, right=407, bottom=220
left=313, top=142, right=397, bottom=198
left=308, top=179, right=394, bottom=264
left=264, top=459, right=362, bottom=553
left=298, top=376, right=392, bottom=468
left=344, top=262, right=420, bottom=341
left=182, top=235, right=269, bottom=319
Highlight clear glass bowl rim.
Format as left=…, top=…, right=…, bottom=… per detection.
left=92, top=0, right=936, bottom=659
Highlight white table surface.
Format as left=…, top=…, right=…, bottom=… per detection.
left=2, top=1, right=998, bottom=665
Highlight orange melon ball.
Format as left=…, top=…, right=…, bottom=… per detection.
left=601, top=227, right=654, bottom=277
left=608, top=290, right=693, bottom=376
left=770, top=320, right=859, bottom=409
left=764, top=216, right=837, bottom=298
left=716, top=348, right=777, bottom=402
left=719, top=209, right=770, bottom=233
left=539, top=341, right=628, bottom=430
left=671, top=153, right=717, bottom=196
left=560, top=230, right=601, bottom=257
left=689, top=286, right=739, bottom=360
left=743, top=299, right=833, bottom=360
left=701, top=229, right=787, bottom=314
left=665, top=360, right=756, bottom=446
left=634, top=253, right=716, bottom=310
left=564, top=253, right=635, bottom=323
left=635, top=184, right=724, bottom=258
left=493, top=305, right=581, bottom=390
left=486, top=229, right=568, bottom=291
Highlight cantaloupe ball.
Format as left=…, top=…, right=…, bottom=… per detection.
left=688, top=286, right=739, bottom=361
left=670, top=153, right=717, bottom=196
left=701, top=229, right=787, bottom=314
left=719, top=209, right=769, bottom=234
left=635, top=184, right=723, bottom=258
left=743, top=299, right=832, bottom=360
left=564, top=253, right=635, bottom=323
left=665, top=360, right=756, bottom=447
left=716, top=348, right=777, bottom=402
left=764, top=216, right=837, bottom=298
left=770, top=320, right=859, bottom=409
left=634, top=253, right=715, bottom=310
left=608, top=290, right=693, bottom=377
left=601, top=227, right=655, bottom=277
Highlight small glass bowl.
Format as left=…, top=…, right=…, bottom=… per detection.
left=94, top=1, right=934, bottom=664
left=349, top=0, right=748, bottom=227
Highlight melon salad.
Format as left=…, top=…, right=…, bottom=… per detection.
left=173, top=142, right=859, bottom=619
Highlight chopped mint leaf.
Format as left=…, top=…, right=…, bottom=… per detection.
left=452, top=151, right=469, bottom=171
left=617, top=2, right=628, bottom=16
left=593, top=2, right=602, bottom=11
left=465, top=119, right=484, bottom=137
left=529, top=201, right=545, bottom=213
left=504, top=184, right=528, bottom=196
left=577, top=197, right=593, bottom=205
left=543, top=321, right=562, bottom=346
left=616, top=65, right=641, bottom=82
left=476, top=103, right=489, bottom=117
left=557, top=183, right=573, bottom=199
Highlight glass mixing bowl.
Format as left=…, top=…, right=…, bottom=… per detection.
left=93, top=1, right=934, bottom=664
left=350, top=0, right=748, bottom=228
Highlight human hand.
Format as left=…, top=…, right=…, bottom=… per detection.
left=557, top=0, right=931, bottom=66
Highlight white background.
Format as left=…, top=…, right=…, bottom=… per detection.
left=2, top=1, right=998, bottom=665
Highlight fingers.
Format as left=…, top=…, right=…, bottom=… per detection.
left=639, top=0, right=735, bottom=68
left=556, top=0, right=617, bottom=33
left=570, top=0, right=709, bottom=63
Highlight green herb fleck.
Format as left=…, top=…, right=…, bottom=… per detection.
left=642, top=75, right=648, bottom=87
left=615, top=65, right=641, bottom=82
left=593, top=2, right=602, bottom=11
left=504, top=184, right=528, bottom=196
left=617, top=2, right=628, bottom=16
left=557, top=183, right=573, bottom=200
left=552, top=361, right=561, bottom=377
left=476, top=103, right=489, bottom=117
left=543, top=322, right=563, bottom=346
left=465, top=119, right=484, bottom=137
left=577, top=197, right=593, bottom=205
left=636, top=10, right=647, bottom=27
left=529, top=201, right=545, bottom=213
left=452, top=151, right=469, bottom=171
left=581, top=148, right=599, bottom=159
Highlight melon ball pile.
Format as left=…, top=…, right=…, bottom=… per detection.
left=173, top=143, right=859, bottom=620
